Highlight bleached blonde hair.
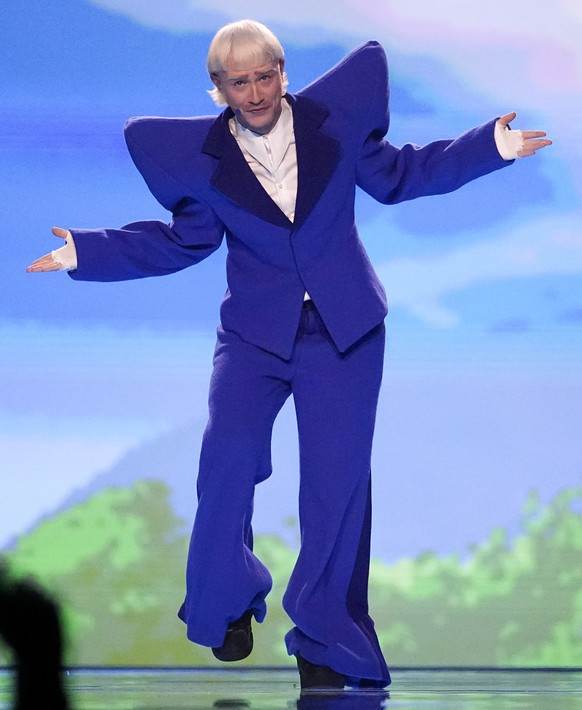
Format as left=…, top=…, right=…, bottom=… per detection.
left=207, top=19, right=288, bottom=106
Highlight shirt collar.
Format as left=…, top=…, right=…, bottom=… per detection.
left=230, top=98, right=294, bottom=174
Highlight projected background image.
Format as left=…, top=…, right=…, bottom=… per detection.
left=2, top=0, right=582, bottom=666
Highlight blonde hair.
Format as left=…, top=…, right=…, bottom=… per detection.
left=207, top=19, right=288, bottom=106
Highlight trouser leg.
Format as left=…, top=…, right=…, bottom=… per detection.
left=283, top=306, right=390, bottom=686
left=179, top=328, right=291, bottom=647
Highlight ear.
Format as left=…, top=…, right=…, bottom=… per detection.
left=210, top=73, right=222, bottom=90
left=278, top=58, right=285, bottom=74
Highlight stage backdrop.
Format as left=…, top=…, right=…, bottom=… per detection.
left=2, top=0, right=581, bottom=667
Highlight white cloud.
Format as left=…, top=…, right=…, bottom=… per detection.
left=374, top=213, right=582, bottom=327
left=84, top=0, right=208, bottom=32
left=85, top=0, right=581, bottom=162
left=85, top=0, right=582, bottom=101
left=85, top=0, right=367, bottom=36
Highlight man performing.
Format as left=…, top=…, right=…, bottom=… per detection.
left=28, top=19, right=551, bottom=691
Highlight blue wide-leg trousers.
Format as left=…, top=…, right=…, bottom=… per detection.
left=179, top=302, right=390, bottom=686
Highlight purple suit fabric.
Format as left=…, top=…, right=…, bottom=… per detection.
left=181, top=304, right=389, bottom=685
left=69, top=40, right=508, bottom=360
left=67, top=41, right=510, bottom=685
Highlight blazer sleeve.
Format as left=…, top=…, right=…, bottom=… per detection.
left=356, top=118, right=511, bottom=205
left=68, top=198, right=224, bottom=282
left=68, top=119, right=225, bottom=283
left=352, top=44, right=511, bottom=203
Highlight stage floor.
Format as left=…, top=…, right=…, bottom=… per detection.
left=1, top=668, right=582, bottom=709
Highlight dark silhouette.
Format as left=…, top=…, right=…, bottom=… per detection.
left=0, top=562, right=69, bottom=710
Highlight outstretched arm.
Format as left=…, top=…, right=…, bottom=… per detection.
left=356, top=113, right=553, bottom=205
left=26, top=196, right=225, bottom=282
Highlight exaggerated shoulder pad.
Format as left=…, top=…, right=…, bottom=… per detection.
left=124, top=115, right=216, bottom=211
left=297, top=41, right=390, bottom=138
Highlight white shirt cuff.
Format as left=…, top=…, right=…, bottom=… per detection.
left=494, top=120, right=524, bottom=161
left=51, top=231, right=78, bottom=271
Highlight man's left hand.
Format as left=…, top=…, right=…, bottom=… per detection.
left=499, top=112, right=552, bottom=157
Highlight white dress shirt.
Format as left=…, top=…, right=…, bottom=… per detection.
left=229, top=98, right=311, bottom=299
left=229, top=97, right=298, bottom=224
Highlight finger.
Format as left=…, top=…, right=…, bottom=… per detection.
left=52, top=227, right=69, bottom=240
left=524, top=139, right=552, bottom=149
left=27, top=263, right=62, bottom=272
left=27, top=263, right=53, bottom=272
left=521, top=130, right=548, bottom=140
left=26, top=254, right=61, bottom=272
left=498, top=111, right=517, bottom=127
left=517, top=139, right=553, bottom=157
left=27, top=254, right=53, bottom=268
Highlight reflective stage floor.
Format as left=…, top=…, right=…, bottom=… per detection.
left=1, top=668, right=582, bottom=709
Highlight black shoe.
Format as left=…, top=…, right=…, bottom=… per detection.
left=212, top=610, right=253, bottom=662
left=296, top=654, right=347, bottom=691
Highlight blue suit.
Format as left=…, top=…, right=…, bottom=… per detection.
left=69, top=41, right=510, bottom=685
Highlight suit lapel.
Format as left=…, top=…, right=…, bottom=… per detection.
left=289, top=94, right=340, bottom=228
left=201, top=95, right=340, bottom=230
left=202, top=109, right=291, bottom=228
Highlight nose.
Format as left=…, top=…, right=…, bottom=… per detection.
left=248, top=81, right=263, bottom=105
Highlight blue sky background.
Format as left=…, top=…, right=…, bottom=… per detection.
left=1, top=0, right=581, bottom=561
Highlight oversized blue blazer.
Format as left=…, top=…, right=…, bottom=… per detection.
left=70, top=41, right=509, bottom=359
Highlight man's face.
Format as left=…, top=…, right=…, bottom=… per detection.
left=213, top=58, right=285, bottom=135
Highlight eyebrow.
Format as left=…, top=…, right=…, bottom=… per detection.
left=225, top=67, right=278, bottom=81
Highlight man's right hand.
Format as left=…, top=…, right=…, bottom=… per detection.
left=27, top=228, right=71, bottom=272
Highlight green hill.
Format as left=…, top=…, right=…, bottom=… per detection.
left=2, top=480, right=582, bottom=666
